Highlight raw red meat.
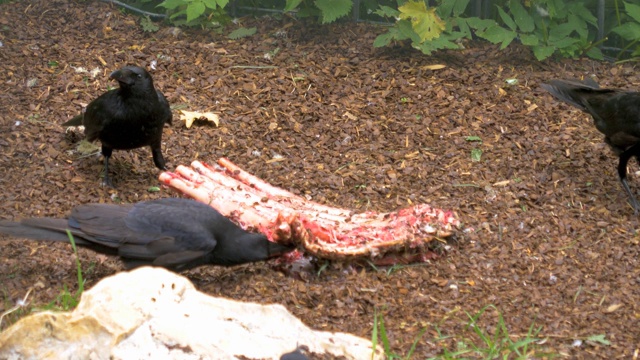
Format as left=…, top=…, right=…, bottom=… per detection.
left=159, top=158, right=460, bottom=262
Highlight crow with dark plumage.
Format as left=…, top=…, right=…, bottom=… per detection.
left=64, top=66, right=172, bottom=187
left=541, top=79, right=640, bottom=213
left=0, top=198, right=294, bottom=271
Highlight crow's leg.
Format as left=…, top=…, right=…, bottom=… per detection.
left=101, top=146, right=114, bottom=187
left=618, top=144, right=640, bottom=214
left=150, top=144, right=167, bottom=170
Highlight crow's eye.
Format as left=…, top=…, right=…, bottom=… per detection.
left=137, top=74, right=142, bottom=78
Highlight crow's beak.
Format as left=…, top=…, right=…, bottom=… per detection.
left=109, top=69, right=135, bottom=85
left=267, top=241, right=296, bottom=258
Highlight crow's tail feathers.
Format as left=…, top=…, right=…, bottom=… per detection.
left=0, top=219, right=88, bottom=245
left=62, top=114, right=83, bottom=127
left=540, top=79, right=601, bottom=111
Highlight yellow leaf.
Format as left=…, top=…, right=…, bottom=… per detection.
left=421, top=64, right=446, bottom=70
left=343, top=111, right=357, bottom=120
left=180, top=110, right=220, bottom=129
left=605, top=303, right=623, bottom=313
left=398, top=1, right=445, bottom=42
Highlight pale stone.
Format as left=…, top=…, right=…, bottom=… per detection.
left=0, top=267, right=383, bottom=360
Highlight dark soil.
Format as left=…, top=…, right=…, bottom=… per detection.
left=1, top=0, right=639, bottom=358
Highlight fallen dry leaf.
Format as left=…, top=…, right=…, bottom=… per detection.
left=421, top=64, right=446, bottom=70
left=180, top=110, right=220, bottom=129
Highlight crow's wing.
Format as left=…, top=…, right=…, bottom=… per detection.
left=157, top=90, right=173, bottom=125
left=119, top=199, right=220, bottom=265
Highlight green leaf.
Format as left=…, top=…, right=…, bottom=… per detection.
left=375, top=5, right=399, bottom=18
left=452, top=0, right=470, bottom=17
left=571, top=3, right=597, bottom=26
left=437, top=0, right=455, bottom=18
left=532, top=45, right=556, bottom=60
left=519, top=33, right=539, bottom=46
left=548, top=23, right=576, bottom=41
left=186, top=1, right=206, bottom=23
left=624, top=1, right=640, bottom=23
left=398, top=1, right=445, bottom=42
left=169, top=8, right=187, bottom=20
left=228, top=27, right=257, bottom=39
left=147, top=186, right=161, bottom=192
left=477, top=25, right=516, bottom=49
left=373, top=32, right=395, bottom=48
left=397, top=19, right=422, bottom=43
left=284, top=0, right=303, bottom=12
left=465, top=17, right=497, bottom=32
left=455, top=17, right=471, bottom=38
left=612, top=22, right=640, bottom=41
left=437, top=0, right=469, bottom=18
left=373, top=20, right=417, bottom=47
left=550, top=36, right=578, bottom=48
left=509, top=0, right=534, bottom=32
left=158, top=0, right=184, bottom=10
left=496, top=6, right=517, bottom=31
left=202, top=0, right=218, bottom=10
left=315, top=0, right=352, bottom=23
left=465, top=136, right=482, bottom=142
left=471, top=148, right=482, bottom=162
left=413, top=32, right=462, bottom=55
left=140, top=16, right=159, bottom=32
left=586, top=334, right=611, bottom=346
left=585, top=46, right=604, bottom=60
left=567, top=14, right=587, bottom=39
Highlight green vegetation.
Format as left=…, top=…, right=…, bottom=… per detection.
left=40, top=232, right=86, bottom=311
left=113, top=0, right=639, bottom=61
left=0, top=232, right=86, bottom=329
left=373, top=305, right=556, bottom=359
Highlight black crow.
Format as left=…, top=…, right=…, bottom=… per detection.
left=64, top=66, right=172, bottom=187
left=0, top=198, right=294, bottom=271
left=541, top=79, right=640, bottom=213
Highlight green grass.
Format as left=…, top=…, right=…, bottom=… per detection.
left=39, top=231, right=85, bottom=311
left=0, top=232, right=86, bottom=329
left=372, top=305, right=560, bottom=359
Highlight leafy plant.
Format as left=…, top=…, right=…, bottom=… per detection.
left=373, top=2, right=455, bottom=55
left=610, top=1, right=640, bottom=61
left=158, top=0, right=230, bottom=26
left=228, top=26, right=257, bottom=39
left=140, top=15, right=160, bottom=32
left=284, top=0, right=353, bottom=23
left=373, top=0, right=610, bottom=60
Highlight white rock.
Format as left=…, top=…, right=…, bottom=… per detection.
left=0, top=267, right=383, bottom=360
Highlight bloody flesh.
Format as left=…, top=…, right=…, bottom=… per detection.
left=159, top=158, right=460, bottom=261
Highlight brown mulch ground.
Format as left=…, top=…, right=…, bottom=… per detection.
left=1, top=0, right=639, bottom=358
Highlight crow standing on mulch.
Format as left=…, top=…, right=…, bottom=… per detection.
left=541, top=79, right=640, bottom=213
left=0, top=198, right=294, bottom=271
left=64, top=65, right=172, bottom=187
